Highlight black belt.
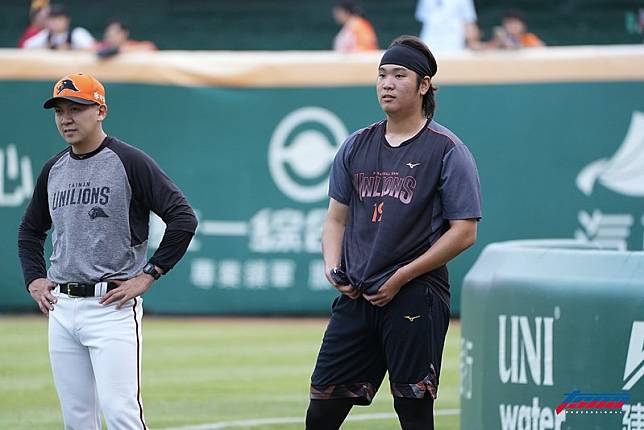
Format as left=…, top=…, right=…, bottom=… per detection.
left=58, top=282, right=119, bottom=297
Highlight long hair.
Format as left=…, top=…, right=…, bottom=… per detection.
left=388, top=35, right=438, bottom=120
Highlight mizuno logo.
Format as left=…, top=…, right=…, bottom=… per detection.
left=406, top=162, right=421, bottom=169
left=404, top=315, right=421, bottom=322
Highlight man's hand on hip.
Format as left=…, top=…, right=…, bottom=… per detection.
left=28, top=278, right=57, bottom=316
left=99, top=273, right=155, bottom=309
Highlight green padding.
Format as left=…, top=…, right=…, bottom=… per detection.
left=460, top=240, right=644, bottom=430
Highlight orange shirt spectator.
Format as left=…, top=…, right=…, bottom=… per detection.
left=96, top=21, right=157, bottom=58
left=520, top=32, right=544, bottom=48
left=490, top=10, right=545, bottom=49
left=333, top=1, right=378, bottom=53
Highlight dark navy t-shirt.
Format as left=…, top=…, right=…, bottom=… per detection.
left=329, top=119, right=481, bottom=305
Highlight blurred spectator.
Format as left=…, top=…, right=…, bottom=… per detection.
left=489, top=10, right=545, bottom=49
left=332, top=0, right=378, bottom=53
left=96, top=20, right=157, bottom=58
left=17, top=1, right=50, bottom=48
left=415, top=0, right=482, bottom=53
left=624, top=8, right=644, bottom=36
left=23, top=3, right=95, bottom=50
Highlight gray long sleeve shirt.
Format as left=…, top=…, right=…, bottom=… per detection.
left=18, top=136, right=198, bottom=286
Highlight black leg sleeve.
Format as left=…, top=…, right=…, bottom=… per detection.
left=305, top=398, right=354, bottom=430
left=393, top=396, right=435, bottom=430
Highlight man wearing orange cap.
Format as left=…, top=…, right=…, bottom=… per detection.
left=17, top=73, right=198, bottom=429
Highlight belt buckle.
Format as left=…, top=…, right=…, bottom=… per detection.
left=65, top=282, right=81, bottom=298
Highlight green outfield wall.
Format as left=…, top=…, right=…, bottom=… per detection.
left=460, top=241, right=644, bottom=429
left=1, top=48, right=643, bottom=314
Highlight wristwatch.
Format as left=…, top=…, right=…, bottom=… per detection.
left=142, top=262, right=161, bottom=280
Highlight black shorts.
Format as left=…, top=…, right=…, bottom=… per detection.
left=309, top=280, right=450, bottom=405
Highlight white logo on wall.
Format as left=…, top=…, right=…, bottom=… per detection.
left=577, top=111, right=644, bottom=197
left=497, top=311, right=566, bottom=430
left=623, top=321, right=644, bottom=391
left=574, top=111, right=644, bottom=250
left=575, top=210, right=633, bottom=251
left=498, top=313, right=555, bottom=386
left=149, top=208, right=329, bottom=291
left=0, top=144, right=33, bottom=207
left=151, top=107, right=348, bottom=292
left=269, top=107, right=348, bottom=203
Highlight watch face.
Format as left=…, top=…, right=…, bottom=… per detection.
left=144, top=263, right=159, bottom=279
left=330, top=267, right=350, bottom=286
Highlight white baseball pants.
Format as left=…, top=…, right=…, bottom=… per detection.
left=48, top=290, right=147, bottom=430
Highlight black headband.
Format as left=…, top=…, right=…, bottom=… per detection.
left=379, top=43, right=437, bottom=78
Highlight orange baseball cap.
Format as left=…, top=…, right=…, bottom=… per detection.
left=43, top=73, right=107, bottom=109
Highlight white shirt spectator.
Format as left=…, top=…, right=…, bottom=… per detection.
left=23, top=27, right=95, bottom=50
left=415, top=0, right=477, bottom=52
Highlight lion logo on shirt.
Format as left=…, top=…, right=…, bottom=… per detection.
left=88, top=206, right=109, bottom=220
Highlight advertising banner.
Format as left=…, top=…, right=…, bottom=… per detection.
left=461, top=242, right=644, bottom=430
left=1, top=48, right=643, bottom=314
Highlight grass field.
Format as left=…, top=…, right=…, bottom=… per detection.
left=0, top=315, right=460, bottom=429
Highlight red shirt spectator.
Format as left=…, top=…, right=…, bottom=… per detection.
left=18, top=3, right=50, bottom=48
